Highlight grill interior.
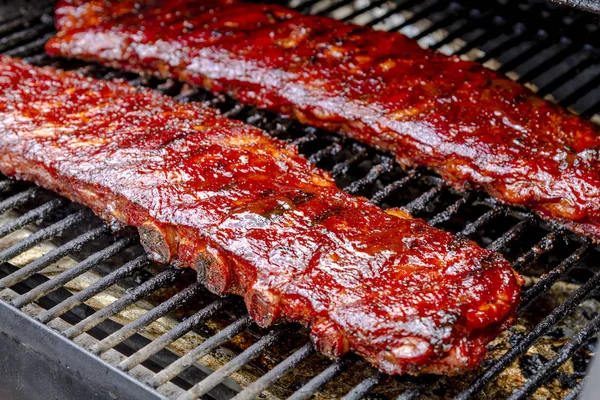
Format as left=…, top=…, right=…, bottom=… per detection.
left=0, top=0, right=599, bottom=399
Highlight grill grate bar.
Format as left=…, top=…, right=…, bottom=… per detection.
left=487, top=217, right=533, bottom=252
left=504, top=31, right=584, bottom=76
left=516, top=44, right=583, bottom=85
left=63, top=265, right=184, bottom=339
left=0, top=22, right=52, bottom=53
left=454, top=24, right=508, bottom=57
left=344, top=157, right=395, bottom=194
left=582, top=98, right=600, bottom=119
left=428, top=4, right=502, bottom=51
left=456, top=265, right=600, bottom=400
left=403, top=181, right=445, bottom=215
left=288, top=356, right=353, bottom=400
left=330, top=144, right=368, bottom=178
left=497, top=35, right=562, bottom=75
left=0, top=226, right=108, bottom=289
left=221, top=103, right=246, bottom=119
left=290, top=130, right=318, bottom=146
left=0, top=208, right=92, bottom=265
left=119, top=297, right=233, bottom=371
left=396, top=386, right=423, bottom=400
left=412, top=6, right=465, bottom=41
left=559, top=72, right=600, bottom=108
left=0, top=198, right=64, bottom=238
left=308, top=142, right=342, bottom=164
left=536, top=56, right=597, bottom=98
left=397, top=391, right=419, bottom=400
left=231, top=342, right=315, bottom=400
left=37, top=255, right=149, bottom=324
left=294, top=0, right=323, bottom=14
left=341, top=371, right=382, bottom=400
left=512, top=231, right=561, bottom=272
left=4, top=31, right=54, bottom=57
left=475, top=29, right=530, bottom=64
left=458, top=206, right=504, bottom=238
left=508, top=313, right=600, bottom=400
left=148, top=315, right=253, bottom=388
left=364, top=0, right=419, bottom=27
left=370, top=170, right=419, bottom=205
left=0, top=223, right=107, bottom=290
left=91, top=281, right=204, bottom=355
left=100, top=70, right=132, bottom=81
left=11, top=235, right=137, bottom=309
left=23, top=52, right=50, bottom=65
left=0, top=18, right=31, bottom=37
left=172, top=86, right=202, bottom=103
left=428, top=193, right=471, bottom=227
left=179, top=327, right=287, bottom=400
left=0, top=8, right=51, bottom=37
left=564, top=378, right=586, bottom=400
left=519, top=242, right=591, bottom=310
left=340, top=0, right=388, bottom=22
left=314, top=0, right=353, bottom=16
left=0, top=187, right=39, bottom=215
left=389, top=1, right=450, bottom=34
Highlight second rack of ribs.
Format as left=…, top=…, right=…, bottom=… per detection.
left=46, top=0, right=600, bottom=241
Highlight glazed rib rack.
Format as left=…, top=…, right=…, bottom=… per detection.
left=0, top=0, right=599, bottom=399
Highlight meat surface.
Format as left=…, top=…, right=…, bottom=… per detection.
left=46, top=0, right=600, bottom=241
left=0, top=56, right=522, bottom=375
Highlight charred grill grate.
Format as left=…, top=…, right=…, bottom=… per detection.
left=0, top=0, right=599, bottom=399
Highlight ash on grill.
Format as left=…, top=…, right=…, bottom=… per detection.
left=0, top=0, right=599, bottom=400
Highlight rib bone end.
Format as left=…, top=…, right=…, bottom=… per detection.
left=245, top=288, right=281, bottom=328
left=199, top=247, right=233, bottom=295
left=310, top=318, right=350, bottom=359
left=139, top=221, right=177, bottom=264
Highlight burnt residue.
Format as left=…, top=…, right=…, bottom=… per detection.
left=519, top=353, right=549, bottom=379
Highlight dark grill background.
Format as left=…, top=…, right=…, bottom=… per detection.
left=0, top=0, right=599, bottom=399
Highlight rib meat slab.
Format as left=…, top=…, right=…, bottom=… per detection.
left=46, top=0, right=600, bottom=241
left=0, top=56, right=522, bottom=375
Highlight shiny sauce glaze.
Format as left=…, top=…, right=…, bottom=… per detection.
left=0, top=57, right=522, bottom=375
left=46, top=0, right=600, bottom=241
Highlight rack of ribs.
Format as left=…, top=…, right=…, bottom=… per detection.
left=0, top=56, right=522, bottom=375
left=46, top=0, right=600, bottom=241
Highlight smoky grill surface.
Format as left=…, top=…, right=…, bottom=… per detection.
left=0, top=0, right=599, bottom=399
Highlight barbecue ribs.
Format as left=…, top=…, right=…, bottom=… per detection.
left=46, top=0, right=600, bottom=241
left=0, top=56, right=522, bottom=375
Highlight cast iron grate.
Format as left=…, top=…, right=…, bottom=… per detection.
left=0, top=0, right=599, bottom=399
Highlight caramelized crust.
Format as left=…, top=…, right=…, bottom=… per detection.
left=46, top=0, right=600, bottom=241
left=0, top=57, right=522, bottom=375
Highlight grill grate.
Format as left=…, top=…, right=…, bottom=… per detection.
left=0, top=0, right=599, bottom=399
